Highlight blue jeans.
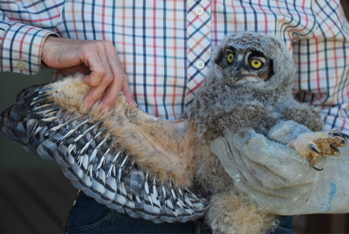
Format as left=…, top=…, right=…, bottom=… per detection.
left=65, top=192, right=294, bottom=233
left=269, top=215, right=294, bottom=234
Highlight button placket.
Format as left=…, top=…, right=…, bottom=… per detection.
left=196, top=60, right=205, bottom=70
left=195, top=6, right=204, bottom=16
left=186, top=0, right=212, bottom=103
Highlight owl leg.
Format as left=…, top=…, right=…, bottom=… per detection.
left=206, top=191, right=277, bottom=234
left=288, top=129, right=349, bottom=170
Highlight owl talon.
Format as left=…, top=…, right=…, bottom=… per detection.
left=312, top=165, right=323, bottom=171
left=289, top=130, right=348, bottom=168
left=330, top=132, right=349, bottom=144
left=331, top=132, right=349, bottom=139
left=330, top=143, right=340, bottom=153
left=309, top=144, right=322, bottom=156
left=308, top=145, right=325, bottom=171
left=309, top=152, right=326, bottom=171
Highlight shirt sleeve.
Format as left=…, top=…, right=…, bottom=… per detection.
left=0, top=21, right=57, bottom=74
left=292, top=0, right=349, bottom=131
left=0, top=1, right=63, bottom=74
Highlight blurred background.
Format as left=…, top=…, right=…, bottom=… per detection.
left=0, top=70, right=76, bottom=233
left=1, top=1, right=349, bottom=233
left=0, top=70, right=56, bottom=170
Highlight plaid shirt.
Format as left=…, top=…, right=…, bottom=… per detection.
left=1, top=0, right=348, bottom=131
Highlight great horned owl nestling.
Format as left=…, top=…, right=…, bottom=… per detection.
left=190, top=33, right=321, bottom=138
left=1, top=32, right=348, bottom=233
left=188, top=32, right=336, bottom=167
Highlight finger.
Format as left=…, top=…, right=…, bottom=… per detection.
left=267, top=120, right=310, bottom=144
left=101, top=77, right=136, bottom=111
left=121, top=81, right=137, bottom=107
left=81, top=43, right=111, bottom=87
left=99, top=45, right=135, bottom=110
left=212, top=136, right=287, bottom=191
left=99, top=71, right=126, bottom=112
left=83, top=53, right=114, bottom=108
left=245, top=134, right=317, bottom=185
left=99, top=51, right=128, bottom=111
left=226, top=129, right=316, bottom=185
left=233, top=144, right=314, bottom=197
left=221, top=137, right=287, bottom=190
left=210, top=137, right=242, bottom=182
left=59, top=64, right=91, bottom=76
left=232, top=129, right=307, bottom=166
left=84, top=52, right=111, bottom=87
left=239, top=152, right=300, bottom=189
left=82, top=72, right=102, bottom=87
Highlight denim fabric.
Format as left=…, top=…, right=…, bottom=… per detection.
left=64, top=192, right=198, bottom=233
left=269, top=216, right=294, bottom=234
left=65, top=192, right=293, bottom=233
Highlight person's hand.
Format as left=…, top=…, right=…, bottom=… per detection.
left=41, top=36, right=136, bottom=112
left=210, top=121, right=321, bottom=214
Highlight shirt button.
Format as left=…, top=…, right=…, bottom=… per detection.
left=195, top=6, right=204, bottom=16
left=196, top=60, right=205, bottom=70
left=17, top=61, right=27, bottom=70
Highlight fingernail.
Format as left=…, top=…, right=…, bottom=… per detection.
left=100, top=105, right=110, bottom=114
left=130, top=100, right=138, bottom=108
left=84, top=100, right=92, bottom=109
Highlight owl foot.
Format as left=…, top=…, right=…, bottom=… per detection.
left=288, top=129, right=349, bottom=170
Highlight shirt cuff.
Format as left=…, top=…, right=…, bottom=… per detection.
left=0, top=22, right=58, bottom=74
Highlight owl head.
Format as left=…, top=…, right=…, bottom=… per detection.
left=208, top=32, right=296, bottom=100
left=216, top=41, right=274, bottom=86
left=188, top=32, right=297, bottom=139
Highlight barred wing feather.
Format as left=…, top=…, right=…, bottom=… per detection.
left=0, top=77, right=207, bottom=223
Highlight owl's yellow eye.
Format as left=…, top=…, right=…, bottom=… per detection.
left=251, top=59, right=263, bottom=69
left=227, top=53, right=235, bottom=63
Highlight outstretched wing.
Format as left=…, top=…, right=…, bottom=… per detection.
left=0, top=76, right=207, bottom=223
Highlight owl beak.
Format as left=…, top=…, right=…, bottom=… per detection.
left=229, top=62, right=243, bottom=81
left=230, top=68, right=259, bottom=85
left=230, top=66, right=246, bottom=83
left=230, top=72, right=242, bottom=83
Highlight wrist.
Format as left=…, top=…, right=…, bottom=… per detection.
left=41, top=35, right=60, bottom=68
